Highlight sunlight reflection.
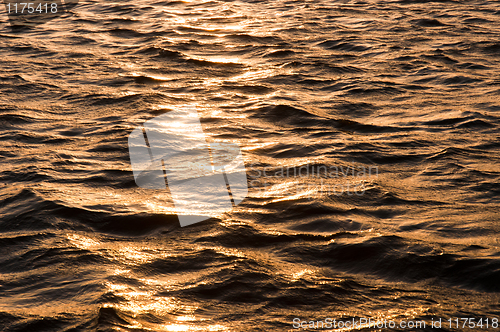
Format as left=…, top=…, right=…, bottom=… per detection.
left=67, top=233, right=100, bottom=249
left=103, top=272, right=230, bottom=331
left=291, top=268, right=313, bottom=281
left=163, top=324, right=190, bottom=332
left=176, top=315, right=196, bottom=321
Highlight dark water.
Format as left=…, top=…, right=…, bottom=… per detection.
left=1, top=0, right=500, bottom=331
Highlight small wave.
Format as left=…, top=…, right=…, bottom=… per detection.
left=412, top=18, right=447, bottom=27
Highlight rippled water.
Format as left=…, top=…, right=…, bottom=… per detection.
left=1, top=0, right=500, bottom=331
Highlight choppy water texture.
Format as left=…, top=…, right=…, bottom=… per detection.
left=1, top=0, right=500, bottom=331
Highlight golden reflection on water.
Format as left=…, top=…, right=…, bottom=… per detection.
left=102, top=279, right=229, bottom=331
left=65, top=232, right=440, bottom=331
left=67, top=233, right=229, bottom=331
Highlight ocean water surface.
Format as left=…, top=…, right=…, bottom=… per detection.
left=0, top=0, right=500, bottom=331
